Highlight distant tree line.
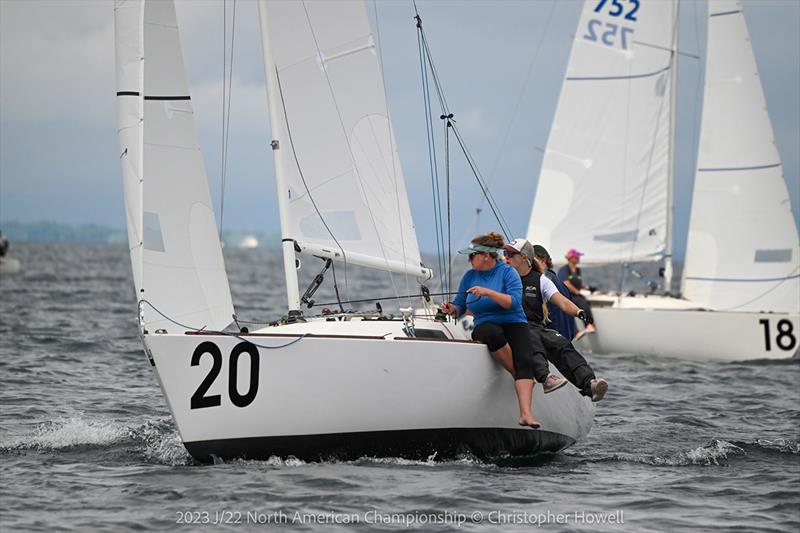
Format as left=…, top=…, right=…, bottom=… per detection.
left=0, top=221, right=126, bottom=244
left=0, top=221, right=280, bottom=248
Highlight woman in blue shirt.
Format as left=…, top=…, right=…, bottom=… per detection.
left=440, top=232, right=564, bottom=428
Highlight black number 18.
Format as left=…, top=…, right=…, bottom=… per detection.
left=759, top=319, right=797, bottom=351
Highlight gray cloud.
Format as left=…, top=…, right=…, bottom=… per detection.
left=1, top=0, right=798, bottom=256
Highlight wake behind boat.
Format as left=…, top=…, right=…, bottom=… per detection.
left=114, top=0, right=593, bottom=462
left=528, top=0, right=799, bottom=361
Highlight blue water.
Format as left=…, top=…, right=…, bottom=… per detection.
left=1, top=243, right=798, bottom=532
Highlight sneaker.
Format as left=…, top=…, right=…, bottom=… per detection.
left=591, top=378, right=608, bottom=402
left=573, top=330, right=590, bottom=342
left=542, top=374, right=568, bottom=394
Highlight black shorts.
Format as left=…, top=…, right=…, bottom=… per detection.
left=472, top=322, right=540, bottom=380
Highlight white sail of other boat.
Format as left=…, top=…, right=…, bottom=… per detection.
left=682, top=0, right=800, bottom=313
left=115, top=0, right=234, bottom=333
left=531, top=0, right=799, bottom=361
left=528, top=0, right=677, bottom=265
left=258, top=0, right=430, bottom=290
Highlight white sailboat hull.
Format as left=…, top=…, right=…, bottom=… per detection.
left=584, top=296, right=799, bottom=361
left=143, top=319, right=594, bottom=462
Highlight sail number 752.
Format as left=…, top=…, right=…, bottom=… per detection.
left=594, top=0, right=639, bottom=21
left=584, top=0, right=637, bottom=50
left=190, top=341, right=260, bottom=409
left=758, top=319, right=797, bottom=351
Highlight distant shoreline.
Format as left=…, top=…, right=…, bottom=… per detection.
left=0, top=221, right=278, bottom=248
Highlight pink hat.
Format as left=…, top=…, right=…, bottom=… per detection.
left=566, top=248, right=584, bottom=259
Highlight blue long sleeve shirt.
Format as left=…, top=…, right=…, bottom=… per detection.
left=452, top=262, right=527, bottom=326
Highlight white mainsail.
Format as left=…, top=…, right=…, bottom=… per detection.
left=528, top=0, right=677, bottom=264
left=682, top=0, right=800, bottom=313
left=257, top=0, right=430, bottom=282
left=114, top=0, right=234, bottom=332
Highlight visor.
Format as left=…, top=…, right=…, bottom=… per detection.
left=457, top=243, right=499, bottom=255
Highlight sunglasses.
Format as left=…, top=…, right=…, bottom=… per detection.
left=468, top=252, right=484, bottom=260
left=505, top=251, right=520, bottom=258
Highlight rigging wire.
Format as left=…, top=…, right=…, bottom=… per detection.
left=139, top=299, right=309, bottom=350
left=689, top=0, right=703, bottom=183
left=371, top=0, right=409, bottom=307
left=273, top=67, right=351, bottom=301
left=486, top=0, right=558, bottom=183
left=624, top=69, right=671, bottom=273
left=219, top=0, right=236, bottom=240
left=443, top=114, right=452, bottom=293
left=460, top=0, right=558, bottom=267
left=315, top=290, right=466, bottom=309
left=449, top=123, right=513, bottom=240
left=330, top=259, right=345, bottom=313
left=684, top=0, right=704, bottom=294
left=622, top=2, right=684, bottom=295
left=467, top=0, right=559, bottom=254
left=413, top=6, right=513, bottom=245
left=671, top=0, right=704, bottom=296
left=297, top=1, right=426, bottom=304
left=614, top=30, right=638, bottom=297
left=715, top=267, right=800, bottom=312
left=416, top=14, right=448, bottom=293
left=273, top=1, right=374, bottom=302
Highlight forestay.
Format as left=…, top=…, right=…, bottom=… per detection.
left=258, top=0, right=429, bottom=279
left=682, top=0, right=799, bottom=313
left=114, top=0, right=234, bottom=332
left=527, top=0, right=676, bottom=264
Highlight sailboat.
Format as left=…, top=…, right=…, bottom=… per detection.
left=114, top=0, right=593, bottom=462
left=0, top=233, right=20, bottom=274
left=528, top=0, right=799, bottom=361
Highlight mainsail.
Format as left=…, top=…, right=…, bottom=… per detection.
left=115, top=0, right=234, bottom=332
left=682, top=0, right=800, bottom=313
left=528, top=0, right=677, bottom=264
left=257, top=0, right=429, bottom=280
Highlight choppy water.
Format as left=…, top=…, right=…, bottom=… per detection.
left=1, top=243, right=798, bottom=532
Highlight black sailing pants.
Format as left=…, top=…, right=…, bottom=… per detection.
left=529, top=324, right=596, bottom=398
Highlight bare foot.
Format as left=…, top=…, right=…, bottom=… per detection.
left=518, top=414, right=541, bottom=429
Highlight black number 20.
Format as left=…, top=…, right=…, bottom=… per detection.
left=191, top=341, right=260, bottom=409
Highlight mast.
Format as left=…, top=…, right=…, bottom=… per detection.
left=663, top=0, right=679, bottom=295
left=137, top=0, right=145, bottom=318
left=257, top=0, right=300, bottom=311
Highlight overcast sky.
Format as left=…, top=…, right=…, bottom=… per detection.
left=1, top=0, right=798, bottom=257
